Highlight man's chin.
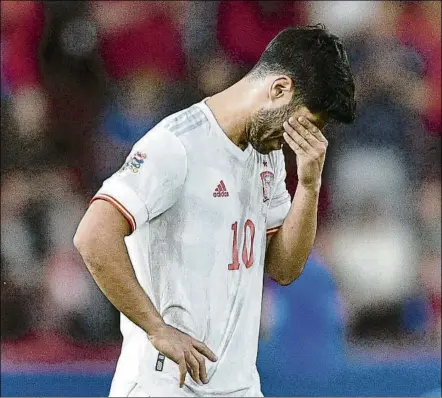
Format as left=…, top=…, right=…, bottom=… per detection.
left=253, top=144, right=270, bottom=155
left=256, top=147, right=278, bottom=155
left=250, top=140, right=282, bottom=155
left=261, top=144, right=284, bottom=154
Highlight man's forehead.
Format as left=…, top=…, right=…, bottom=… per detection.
left=293, top=106, right=327, bottom=129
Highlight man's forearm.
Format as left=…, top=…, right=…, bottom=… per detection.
left=265, top=183, right=320, bottom=285
left=75, top=235, right=165, bottom=336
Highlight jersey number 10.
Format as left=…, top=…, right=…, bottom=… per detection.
left=228, top=219, right=255, bottom=270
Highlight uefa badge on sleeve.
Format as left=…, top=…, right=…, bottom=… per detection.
left=121, top=151, right=147, bottom=173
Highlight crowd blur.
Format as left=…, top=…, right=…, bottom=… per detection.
left=1, top=0, right=440, bottom=365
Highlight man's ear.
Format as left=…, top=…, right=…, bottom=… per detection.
left=268, top=76, right=294, bottom=104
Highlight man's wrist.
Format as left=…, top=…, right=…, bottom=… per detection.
left=298, top=180, right=321, bottom=195
left=145, top=317, right=167, bottom=338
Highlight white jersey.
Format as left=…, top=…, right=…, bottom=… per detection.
left=91, top=99, right=291, bottom=397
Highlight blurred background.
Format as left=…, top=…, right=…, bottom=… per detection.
left=1, top=1, right=440, bottom=396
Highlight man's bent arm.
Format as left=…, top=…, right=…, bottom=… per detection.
left=265, top=183, right=320, bottom=285
left=74, top=200, right=165, bottom=336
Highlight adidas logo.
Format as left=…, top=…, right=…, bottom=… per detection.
left=213, top=180, right=230, bottom=197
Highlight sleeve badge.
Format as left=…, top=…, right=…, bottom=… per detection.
left=120, top=151, right=147, bottom=173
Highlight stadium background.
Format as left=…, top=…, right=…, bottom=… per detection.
left=0, top=1, right=440, bottom=396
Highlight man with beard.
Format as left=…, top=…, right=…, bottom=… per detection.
left=74, top=24, right=355, bottom=397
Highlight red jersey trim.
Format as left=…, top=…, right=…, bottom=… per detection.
left=266, top=225, right=281, bottom=237
left=90, top=194, right=136, bottom=233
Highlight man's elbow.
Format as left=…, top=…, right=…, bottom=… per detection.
left=273, top=274, right=298, bottom=286
left=73, top=227, right=95, bottom=259
left=74, top=231, right=86, bottom=256
left=270, top=263, right=306, bottom=286
left=73, top=229, right=105, bottom=278
left=275, top=277, right=295, bottom=286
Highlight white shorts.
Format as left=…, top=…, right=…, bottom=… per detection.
left=120, top=380, right=263, bottom=397
left=122, top=380, right=191, bottom=397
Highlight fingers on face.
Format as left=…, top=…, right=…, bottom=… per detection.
left=289, top=119, right=316, bottom=148
left=284, top=118, right=327, bottom=147
left=283, top=118, right=328, bottom=158
left=283, top=122, right=310, bottom=153
left=296, top=116, right=328, bottom=144
left=283, top=131, right=303, bottom=155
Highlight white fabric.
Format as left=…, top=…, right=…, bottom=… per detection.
left=97, top=128, right=187, bottom=227
left=94, top=100, right=290, bottom=397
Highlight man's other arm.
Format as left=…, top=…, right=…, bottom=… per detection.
left=74, top=200, right=166, bottom=335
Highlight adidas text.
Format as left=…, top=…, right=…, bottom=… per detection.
left=213, top=191, right=229, bottom=197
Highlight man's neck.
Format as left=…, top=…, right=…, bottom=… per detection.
left=205, top=80, right=257, bottom=150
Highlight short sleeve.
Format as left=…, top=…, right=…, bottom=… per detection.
left=266, top=153, right=291, bottom=237
left=90, top=128, right=187, bottom=232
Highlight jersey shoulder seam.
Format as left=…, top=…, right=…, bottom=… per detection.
left=162, top=106, right=208, bottom=138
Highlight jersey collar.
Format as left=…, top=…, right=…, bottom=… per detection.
left=198, top=98, right=253, bottom=163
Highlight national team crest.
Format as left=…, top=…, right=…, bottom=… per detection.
left=121, top=151, right=147, bottom=173
left=260, top=171, right=274, bottom=202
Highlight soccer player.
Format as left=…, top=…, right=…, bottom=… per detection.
left=74, top=25, right=355, bottom=397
